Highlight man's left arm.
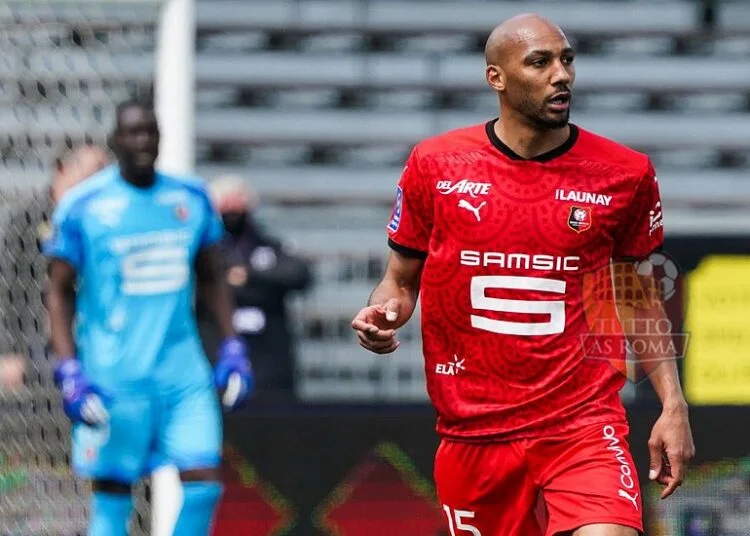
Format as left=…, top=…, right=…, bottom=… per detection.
left=612, top=159, right=694, bottom=499
left=614, top=268, right=695, bottom=499
left=196, top=180, right=257, bottom=410
left=195, top=245, right=236, bottom=340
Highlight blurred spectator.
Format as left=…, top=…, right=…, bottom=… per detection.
left=200, top=175, right=312, bottom=402
left=0, top=143, right=110, bottom=390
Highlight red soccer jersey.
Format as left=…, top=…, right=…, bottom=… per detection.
left=386, top=120, right=664, bottom=441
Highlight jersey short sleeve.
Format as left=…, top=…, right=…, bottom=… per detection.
left=612, top=159, right=664, bottom=260
left=387, top=148, right=433, bottom=258
left=43, top=198, right=85, bottom=270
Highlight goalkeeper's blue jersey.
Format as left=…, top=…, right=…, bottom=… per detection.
left=44, top=165, right=224, bottom=395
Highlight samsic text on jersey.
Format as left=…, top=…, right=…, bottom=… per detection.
left=386, top=120, right=664, bottom=441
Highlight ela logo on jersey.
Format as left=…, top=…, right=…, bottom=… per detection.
left=567, top=206, right=592, bottom=233
left=388, top=186, right=403, bottom=232
left=435, top=355, right=465, bottom=376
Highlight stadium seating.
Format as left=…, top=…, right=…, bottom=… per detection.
left=192, top=1, right=699, bottom=36
left=11, top=50, right=750, bottom=94
left=194, top=109, right=750, bottom=151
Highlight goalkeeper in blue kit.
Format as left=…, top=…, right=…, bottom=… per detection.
left=44, top=99, right=253, bottom=535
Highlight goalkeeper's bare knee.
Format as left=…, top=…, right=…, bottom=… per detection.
left=179, top=467, right=221, bottom=482
left=92, top=479, right=132, bottom=494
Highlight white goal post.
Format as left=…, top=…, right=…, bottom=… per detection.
left=155, top=0, right=196, bottom=176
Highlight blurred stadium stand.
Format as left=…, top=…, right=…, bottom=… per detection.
left=1, top=0, right=749, bottom=405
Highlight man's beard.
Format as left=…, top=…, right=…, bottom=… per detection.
left=519, top=95, right=571, bottom=130
left=530, top=111, right=570, bottom=130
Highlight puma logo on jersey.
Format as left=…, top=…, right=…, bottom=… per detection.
left=458, top=199, right=486, bottom=221
left=437, top=179, right=491, bottom=197
left=555, top=189, right=612, bottom=206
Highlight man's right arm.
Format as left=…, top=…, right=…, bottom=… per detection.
left=367, top=249, right=424, bottom=326
left=46, top=259, right=78, bottom=358
left=354, top=146, right=431, bottom=354
left=353, top=249, right=424, bottom=354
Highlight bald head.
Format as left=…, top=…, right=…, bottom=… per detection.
left=52, top=144, right=110, bottom=203
left=485, top=14, right=566, bottom=66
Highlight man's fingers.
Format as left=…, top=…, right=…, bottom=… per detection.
left=661, top=477, right=680, bottom=499
left=647, top=437, right=663, bottom=481
left=357, top=330, right=399, bottom=354
left=656, top=469, right=671, bottom=486
left=364, top=328, right=396, bottom=341
left=655, top=449, right=688, bottom=499
left=661, top=450, right=685, bottom=497
left=358, top=339, right=399, bottom=354
left=82, top=394, right=109, bottom=425
left=222, top=373, right=243, bottom=408
left=357, top=331, right=397, bottom=351
left=351, top=319, right=375, bottom=332
left=351, top=320, right=394, bottom=338
left=352, top=321, right=395, bottom=341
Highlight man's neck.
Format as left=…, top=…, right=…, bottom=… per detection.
left=494, top=114, right=570, bottom=160
left=120, top=165, right=156, bottom=188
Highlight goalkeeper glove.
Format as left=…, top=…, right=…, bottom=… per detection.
left=53, top=358, right=110, bottom=426
left=214, top=336, right=253, bottom=412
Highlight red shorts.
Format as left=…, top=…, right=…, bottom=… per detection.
left=434, top=421, right=643, bottom=536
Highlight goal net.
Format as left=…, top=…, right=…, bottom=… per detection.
left=0, top=1, right=163, bottom=534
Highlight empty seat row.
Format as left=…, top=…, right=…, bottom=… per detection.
left=718, top=3, right=750, bottom=31
left=194, top=109, right=750, bottom=151
left=9, top=50, right=750, bottom=94
left=1, top=160, right=748, bottom=207
left=3, top=1, right=705, bottom=35
left=193, top=1, right=702, bottom=36
left=196, top=165, right=750, bottom=207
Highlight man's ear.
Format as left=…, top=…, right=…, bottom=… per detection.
left=486, top=64, right=506, bottom=92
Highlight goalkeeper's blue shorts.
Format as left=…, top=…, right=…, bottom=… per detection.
left=71, top=381, right=222, bottom=483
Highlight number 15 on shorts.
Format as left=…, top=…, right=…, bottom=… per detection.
left=443, top=505, right=482, bottom=536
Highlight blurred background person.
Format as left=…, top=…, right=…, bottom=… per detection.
left=200, top=175, right=312, bottom=403
left=0, top=143, right=110, bottom=390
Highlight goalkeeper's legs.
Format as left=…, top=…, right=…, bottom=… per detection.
left=173, top=468, right=223, bottom=535
left=157, top=382, right=224, bottom=535
left=71, top=396, right=153, bottom=535
left=88, top=480, right=133, bottom=536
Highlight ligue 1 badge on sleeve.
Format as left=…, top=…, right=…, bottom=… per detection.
left=387, top=186, right=403, bottom=232
left=567, top=206, right=592, bottom=233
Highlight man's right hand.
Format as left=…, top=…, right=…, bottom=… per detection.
left=53, top=358, right=110, bottom=426
left=351, top=298, right=402, bottom=354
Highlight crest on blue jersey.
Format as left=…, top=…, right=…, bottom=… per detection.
left=174, top=204, right=190, bottom=222
left=387, top=186, right=403, bottom=232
